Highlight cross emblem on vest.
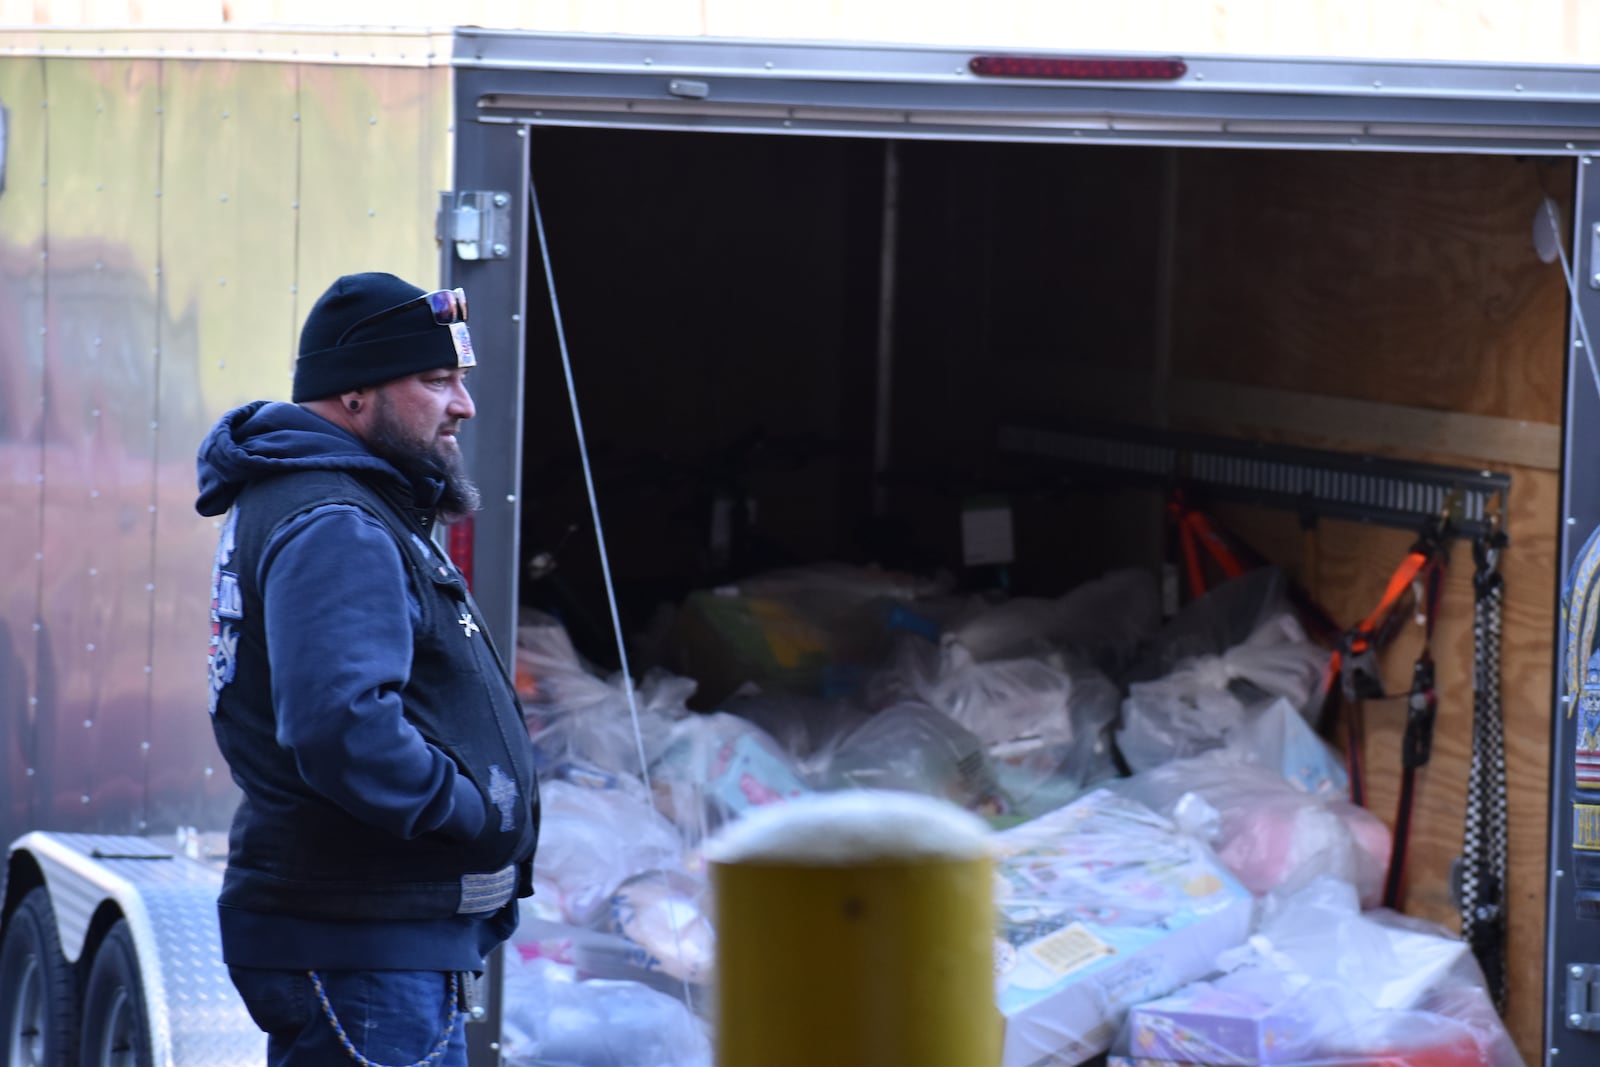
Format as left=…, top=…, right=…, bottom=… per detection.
left=487, top=764, right=519, bottom=832
left=458, top=612, right=480, bottom=638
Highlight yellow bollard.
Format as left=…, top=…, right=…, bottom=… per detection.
left=708, top=791, right=1001, bottom=1067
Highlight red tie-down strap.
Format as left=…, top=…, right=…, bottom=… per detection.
left=1167, top=493, right=1248, bottom=600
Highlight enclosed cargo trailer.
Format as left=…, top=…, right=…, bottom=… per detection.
left=0, top=30, right=456, bottom=1066
left=3, top=26, right=1600, bottom=1067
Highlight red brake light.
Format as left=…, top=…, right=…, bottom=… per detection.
left=969, top=56, right=1187, bottom=81
left=446, top=517, right=475, bottom=589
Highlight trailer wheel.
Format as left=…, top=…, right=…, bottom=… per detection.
left=79, top=922, right=151, bottom=1067
left=0, top=887, right=79, bottom=1067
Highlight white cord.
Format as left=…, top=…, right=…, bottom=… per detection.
left=1542, top=197, right=1600, bottom=401
left=527, top=171, right=699, bottom=1014
left=527, top=174, right=651, bottom=786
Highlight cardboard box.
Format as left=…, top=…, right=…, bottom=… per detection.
left=1124, top=982, right=1319, bottom=1065
left=992, top=789, right=1253, bottom=1067
left=1109, top=1045, right=1485, bottom=1067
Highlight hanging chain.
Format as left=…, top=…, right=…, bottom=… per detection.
left=308, top=971, right=461, bottom=1067
left=1460, top=530, right=1509, bottom=1015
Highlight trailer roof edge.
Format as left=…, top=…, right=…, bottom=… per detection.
left=449, top=29, right=1600, bottom=106
left=0, top=25, right=457, bottom=66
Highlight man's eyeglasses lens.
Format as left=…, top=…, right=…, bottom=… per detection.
left=425, top=288, right=467, bottom=325
left=336, top=287, right=469, bottom=345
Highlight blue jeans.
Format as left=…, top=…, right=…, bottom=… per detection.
left=228, top=968, right=468, bottom=1067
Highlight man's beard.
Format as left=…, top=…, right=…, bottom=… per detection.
left=366, top=397, right=482, bottom=525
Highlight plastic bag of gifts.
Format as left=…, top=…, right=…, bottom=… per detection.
left=807, top=700, right=1011, bottom=817
left=500, top=954, right=711, bottom=1067
left=990, top=789, right=1253, bottom=1066
left=1112, top=724, right=1390, bottom=907
left=648, top=711, right=812, bottom=847
left=1117, top=610, right=1332, bottom=774
left=510, top=873, right=715, bottom=1014
left=720, top=687, right=873, bottom=768
left=865, top=637, right=1121, bottom=818
left=924, top=644, right=1123, bottom=818
left=1107, top=878, right=1523, bottom=1067
left=513, top=777, right=716, bottom=1009
left=570, top=869, right=717, bottom=1013
left=532, top=777, right=687, bottom=927
left=517, top=615, right=693, bottom=775
left=1123, top=567, right=1299, bottom=683
left=941, top=567, right=1162, bottom=666
left=668, top=563, right=945, bottom=705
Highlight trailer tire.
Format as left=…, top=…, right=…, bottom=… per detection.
left=79, top=922, right=151, bottom=1067
left=0, top=887, right=79, bottom=1067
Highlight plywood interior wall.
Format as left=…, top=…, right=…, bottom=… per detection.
left=887, top=142, right=1567, bottom=1060
left=1169, top=149, right=1568, bottom=1062
left=6, top=0, right=1600, bottom=65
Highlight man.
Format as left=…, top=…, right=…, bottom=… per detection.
left=196, top=272, right=540, bottom=1067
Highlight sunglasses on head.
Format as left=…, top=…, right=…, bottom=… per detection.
left=337, top=288, right=468, bottom=345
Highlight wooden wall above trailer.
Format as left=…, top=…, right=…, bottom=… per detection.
left=7, top=5, right=1600, bottom=65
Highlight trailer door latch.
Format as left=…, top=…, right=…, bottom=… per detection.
left=438, top=190, right=512, bottom=261
left=1566, top=963, right=1600, bottom=1029
left=1589, top=221, right=1600, bottom=289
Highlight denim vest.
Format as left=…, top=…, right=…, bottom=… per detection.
left=210, top=469, right=539, bottom=922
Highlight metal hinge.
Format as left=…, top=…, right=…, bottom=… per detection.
left=1567, top=963, right=1600, bottom=1030
left=438, top=190, right=512, bottom=261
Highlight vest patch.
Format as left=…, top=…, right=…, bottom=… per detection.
left=216, top=572, right=243, bottom=620
left=209, top=510, right=242, bottom=716
left=209, top=626, right=240, bottom=715
left=488, top=764, right=519, bottom=832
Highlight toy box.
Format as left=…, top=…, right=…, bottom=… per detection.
left=1123, top=981, right=1319, bottom=1064
left=992, top=789, right=1254, bottom=1067
left=1108, top=1038, right=1487, bottom=1067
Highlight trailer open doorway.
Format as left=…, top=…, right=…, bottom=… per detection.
left=507, top=122, right=1570, bottom=1062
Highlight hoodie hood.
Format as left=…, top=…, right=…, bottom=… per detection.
left=195, top=400, right=437, bottom=517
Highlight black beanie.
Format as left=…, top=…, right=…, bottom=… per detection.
left=291, top=272, right=468, bottom=402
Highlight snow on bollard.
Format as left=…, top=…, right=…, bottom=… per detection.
left=705, top=790, right=1000, bottom=1067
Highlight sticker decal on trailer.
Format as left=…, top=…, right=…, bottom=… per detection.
left=1575, top=804, right=1600, bottom=852
left=1580, top=653, right=1600, bottom=791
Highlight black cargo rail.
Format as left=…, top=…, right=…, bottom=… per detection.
left=998, top=421, right=1509, bottom=538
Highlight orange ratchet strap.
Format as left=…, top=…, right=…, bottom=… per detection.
left=1337, top=528, right=1449, bottom=810
left=1339, top=536, right=1447, bottom=703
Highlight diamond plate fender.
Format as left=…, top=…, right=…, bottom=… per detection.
left=7, top=831, right=263, bottom=1067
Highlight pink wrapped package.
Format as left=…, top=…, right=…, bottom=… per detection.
left=1213, top=796, right=1390, bottom=905
left=1117, top=755, right=1391, bottom=906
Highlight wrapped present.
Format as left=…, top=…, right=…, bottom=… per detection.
left=649, top=712, right=811, bottom=845
left=595, top=870, right=715, bottom=989
left=1109, top=1038, right=1488, bottom=1067
left=1113, top=881, right=1522, bottom=1067
left=1125, top=978, right=1319, bottom=1064
left=992, top=789, right=1253, bottom=1067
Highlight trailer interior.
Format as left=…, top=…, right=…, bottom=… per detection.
left=513, top=126, right=1570, bottom=1061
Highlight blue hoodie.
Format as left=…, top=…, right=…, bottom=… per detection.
left=196, top=401, right=535, bottom=971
